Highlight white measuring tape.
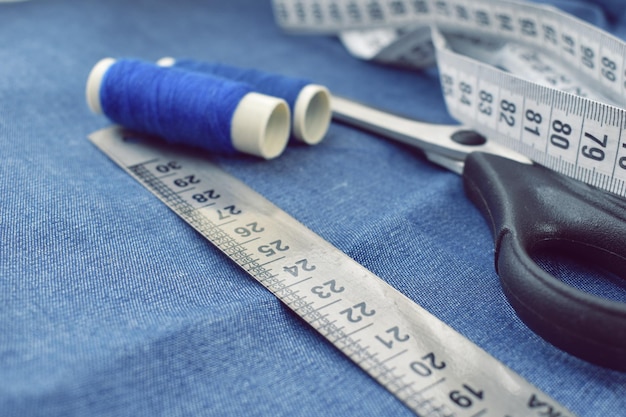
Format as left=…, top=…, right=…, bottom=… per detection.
left=90, top=127, right=576, bottom=417
left=272, top=0, right=626, bottom=197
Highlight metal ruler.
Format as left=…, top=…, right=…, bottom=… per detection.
left=272, top=0, right=626, bottom=197
left=89, top=126, right=576, bottom=417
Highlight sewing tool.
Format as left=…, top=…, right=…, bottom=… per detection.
left=332, top=95, right=626, bottom=372
left=157, top=57, right=332, bottom=145
left=89, top=126, right=577, bottom=417
left=86, top=58, right=291, bottom=159
left=272, top=0, right=626, bottom=197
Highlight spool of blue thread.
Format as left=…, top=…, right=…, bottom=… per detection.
left=157, top=57, right=331, bottom=146
left=86, top=58, right=291, bottom=159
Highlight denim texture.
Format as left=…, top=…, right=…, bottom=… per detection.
left=1, top=0, right=625, bottom=416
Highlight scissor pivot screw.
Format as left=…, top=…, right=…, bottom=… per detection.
left=451, top=130, right=487, bottom=146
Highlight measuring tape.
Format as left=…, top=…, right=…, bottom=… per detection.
left=90, top=126, right=576, bottom=417
left=272, top=0, right=626, bottom=197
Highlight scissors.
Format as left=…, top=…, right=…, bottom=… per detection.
left=331, top=95, right=626, bottom=372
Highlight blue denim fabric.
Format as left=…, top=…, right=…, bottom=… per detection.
left=1, top=0, right=625, bottom=416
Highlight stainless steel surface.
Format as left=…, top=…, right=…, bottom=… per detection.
left=89, top=126, right=575, bottom=417
left=331, top=95, right=532, bottom=175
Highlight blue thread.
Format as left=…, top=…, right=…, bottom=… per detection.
left=99, top=59, right=253, bottom=154
left=171, top=59, right=310, bottom=118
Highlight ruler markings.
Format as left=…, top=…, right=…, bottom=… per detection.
left=293, top=300, right=316, bottom=312
left=174, top=186, right=198, bottom=196
left=239, top=257, right=261, bottom=267
left=275, top=0, right=626, bottom=197
left=196, top=202, right=217, bottom=209
left=216, top=218, right=238, bottom=227
left=315, top=298, right=343, bottom=311
left=415, top=377, right=447, bottom=395
left=239, top=236, right=262, bottom=245
left=261, top=255, right=287, bottom=266
left=381, top=348, right=409, bottom=364
left=91, top=128, right=579, bottom=417
left=337, top=322, right=375, bottom=340
left=286, top=275, right=314, bottom=287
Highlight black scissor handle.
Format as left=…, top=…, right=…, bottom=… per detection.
left=463, top=152, right=626, bottom=371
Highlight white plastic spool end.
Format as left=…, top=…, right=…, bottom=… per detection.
left=230, top=92, right=291, bottom=160
left=156, top=57, right=175, bottom=67
left=86, top=57, right=116, bottom=114
left=292, top=84, right=331, bottom=145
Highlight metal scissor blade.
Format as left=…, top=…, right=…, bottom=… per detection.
left=422, top=151, right=465, bottom=174
left=331, top=95, right=531, bottom=173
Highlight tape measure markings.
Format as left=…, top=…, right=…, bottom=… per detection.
left=434, top=31, right=626, bottom=196
left=90, top=127, right=576, bottom=417
left=274, top=0, right=626, bottom=96
left=273, top=0, right=626, bottom=197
